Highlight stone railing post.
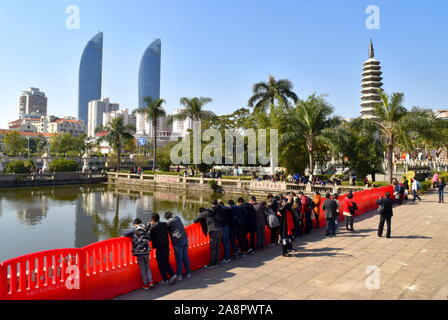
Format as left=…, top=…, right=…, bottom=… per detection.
left=306, top=182, right=312, bottom=193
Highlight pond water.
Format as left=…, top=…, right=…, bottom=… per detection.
left=0, top=184, right=241, bottom=262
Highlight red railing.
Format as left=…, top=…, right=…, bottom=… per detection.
left=0, top=186, right=393, bottom=300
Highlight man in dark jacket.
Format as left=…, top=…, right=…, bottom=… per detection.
left=376, top=192, right=394, bottom=238
left=123, top=218, right=154, bottom=289
left=194, top=205, right=223, bottom=268
left=322, top=193, right=338, bottom=237
left=228, top=200, right=245, bottom=257
left=249, top=196, right=267, bottom=251
left=149, top=213, right=177, bottom=284
left=165, top=211, right=191, bottom=280
left=218, top=200, right=232, bottom=263
left=238, top=197, right=257, bottom=254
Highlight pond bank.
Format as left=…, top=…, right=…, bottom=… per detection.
left=0, top=172, right=107, bottom=188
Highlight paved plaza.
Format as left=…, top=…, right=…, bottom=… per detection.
left=116, top=191, right=448, bottom=300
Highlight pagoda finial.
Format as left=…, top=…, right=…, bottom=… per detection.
left=369, top=38, right=375, bottom=58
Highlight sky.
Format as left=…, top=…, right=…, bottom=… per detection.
left=0, top=0, right=447, bottom=129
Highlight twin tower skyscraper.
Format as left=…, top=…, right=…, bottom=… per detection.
left=78, top=32, right=161, bottom=124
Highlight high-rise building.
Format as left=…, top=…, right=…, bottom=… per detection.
left=360, top=39, right=383, bottom=119
left=171, top=108, right=194, bottom=138
left=135, top=112, right=170, bottom=135
left=79, top=32, right=103, bottom=124
left=103, top=109, right=136, bottom=131
left=87, top=98, right=119, bottom=137
left=18, top=88, right=48, bottom=117
left=138, top=39, right=161, bottom=109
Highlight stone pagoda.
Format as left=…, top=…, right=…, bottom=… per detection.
left=360, top=39, right=383, bottom=119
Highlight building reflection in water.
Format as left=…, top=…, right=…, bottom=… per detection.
left=1, top=184, right=240, bottom=253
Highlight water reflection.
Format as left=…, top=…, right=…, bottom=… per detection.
left=0, top=184, right=239, bottom=261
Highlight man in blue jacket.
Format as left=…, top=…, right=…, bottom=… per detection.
left=165, top=211, right=191, bottom=280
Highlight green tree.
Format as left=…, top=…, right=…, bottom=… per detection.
left=248, top=75, right=299, bottom=113
left=3, top=131, right=26, bottom=156
left=49, top=133, right=78, bottom=155
left=352, top=91, right=433, bottom=183
left=134, top=97, right=167, bottom=171
left=280, top=94, right=346, bottom=178
left=171, top=97, right=216, bottom=122
left=98, top=117, right=135, bottom=171
left=340, top=122, right=385, bottom=181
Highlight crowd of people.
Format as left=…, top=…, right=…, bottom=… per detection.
left=125, top=189, right=400, bottom=290
left=121, top=171, right=448, bottom=292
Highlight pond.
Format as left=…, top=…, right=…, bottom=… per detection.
left=0, top=184, right=242, bottom=262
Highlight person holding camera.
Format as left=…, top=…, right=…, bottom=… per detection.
left=376, top=192, right=394, bottom=238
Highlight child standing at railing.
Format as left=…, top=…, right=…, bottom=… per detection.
left=123, top=219, right=154, bottom=290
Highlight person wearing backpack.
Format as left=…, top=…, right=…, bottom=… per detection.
left=266, top=194, right=281, bottom=247
left=123, top=218, right=154, bottom=290
left=411, top=178, right=422, bottom=202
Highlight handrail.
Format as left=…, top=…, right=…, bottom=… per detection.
left=0, top=185, right=393, bottom=300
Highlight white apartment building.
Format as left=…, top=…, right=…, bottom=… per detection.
left=11, top=115, right=86, bottom=136
left=103, top=108, right=136, bottom=130
left=87, top=98, right=119, bottom=137
left=46, top=117, right=86, bottom=136
left=171, top=108, right=193, bottom=138
left=436, top=109, right=448, bottom=120
left=18, top=87, right=48, bottom=117
left=135, top=111, right=172, bottom=146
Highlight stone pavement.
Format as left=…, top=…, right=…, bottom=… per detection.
left=116, top=191, right=448, bottom=300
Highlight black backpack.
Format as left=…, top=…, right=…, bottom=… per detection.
left=307, top=197, right=315, bottom=210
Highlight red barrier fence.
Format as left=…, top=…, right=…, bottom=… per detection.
left=0, top=186, right=393, bottom=300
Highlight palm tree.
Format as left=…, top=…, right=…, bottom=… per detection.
left=134, top=97, right=167, bottom=171
left=248, top=75, right=299, bottom=113
left=98, top=117, right=135, bottom=171
left=352, top=91, right=433, bottom=183
left=171, top=97, right=216, bottom=122
left=281, top=94, right=346, bottom=178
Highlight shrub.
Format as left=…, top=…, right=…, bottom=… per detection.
left=5, top=160, right=34, bottom=174
left=49, top=159, right=79, bottom=172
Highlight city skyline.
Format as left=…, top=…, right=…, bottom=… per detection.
left=0, top=0, right=447, bottom=130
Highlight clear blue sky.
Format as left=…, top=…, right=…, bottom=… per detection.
left=0, top=0, right=447, bottom=129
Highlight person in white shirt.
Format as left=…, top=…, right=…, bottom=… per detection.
left=411, top=178, right=421, bottom=202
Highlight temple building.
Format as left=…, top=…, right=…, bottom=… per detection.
left=360, top=39, right=383, bottom=119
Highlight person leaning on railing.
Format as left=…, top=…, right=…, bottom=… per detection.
left=165, top=211, right=192, bottom=280
left=194, top=203, right=224, bottom=269
left=123, top=218, right=154, bottom=290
